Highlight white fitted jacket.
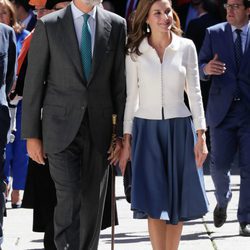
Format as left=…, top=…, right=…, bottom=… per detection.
left=124, top=32, right=206, bottom=134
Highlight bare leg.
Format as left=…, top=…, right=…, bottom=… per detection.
left=165, top=222, right=183, bottom=250
left=148, top=217, right=183, bottom=250
left=148, top=218, right=166, bottom=250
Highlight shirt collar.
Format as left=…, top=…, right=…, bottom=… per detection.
left=21, top=11, right=33, bottom=28
left=71, top=1, right=96, bottom=20
left=231, top=21, right=250, bottom=35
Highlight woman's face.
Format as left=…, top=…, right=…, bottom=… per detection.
left=146, top=0, right=173, bottom=35
left=0, top=3, right=11, bottom=26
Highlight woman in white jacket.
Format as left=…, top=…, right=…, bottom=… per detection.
left=119, top=0, right=209, bottom=249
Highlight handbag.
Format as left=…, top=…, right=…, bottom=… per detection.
left=123, top=161, right=132, bottom=203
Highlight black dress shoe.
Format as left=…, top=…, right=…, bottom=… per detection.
left=213, top=204, right=227, bottom=228
left=240, top=223, right=250, bottom=236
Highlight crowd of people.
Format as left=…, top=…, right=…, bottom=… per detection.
left=0, top=0, right=249, bottom=249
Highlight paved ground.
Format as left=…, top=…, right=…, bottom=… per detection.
left=1, top=163, right=250, bottom=250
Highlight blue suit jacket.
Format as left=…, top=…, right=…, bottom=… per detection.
left=0, top=23, right=16, bottom=107
left=199, top=22, right=250, bottom=128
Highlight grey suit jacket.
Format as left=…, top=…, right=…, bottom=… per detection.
left=22, top=5, right=126, bottom=154
left=0, top=23, right=16, bottom=106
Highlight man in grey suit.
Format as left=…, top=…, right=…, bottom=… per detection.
left=22, top=0, right=126, bottom=249
left=0, top=23, right=16, bottom=248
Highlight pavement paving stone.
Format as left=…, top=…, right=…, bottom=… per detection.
left=1, top=176, right=250, bottom=250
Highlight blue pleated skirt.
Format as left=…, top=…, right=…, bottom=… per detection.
left=131, top=117, right=209, bottom=225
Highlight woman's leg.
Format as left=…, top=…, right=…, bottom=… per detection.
left=148, top=218, right=166, bottom=250
left=148, top=217, right=183, bottom=250
left=165, top=222, right=183, bottom=250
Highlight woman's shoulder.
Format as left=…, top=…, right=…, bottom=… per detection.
left=172, top=33, right=195, bottom=51
left=126, top=52, right=138, bottom=63
left=174, top=33, right=194, bottom=46
left=126, top=38, right=150, bottom=61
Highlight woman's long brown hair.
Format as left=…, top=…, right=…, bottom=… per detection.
left=126, top=0, right=182, bottom=56
left=0, top=0, right=23, bottom=33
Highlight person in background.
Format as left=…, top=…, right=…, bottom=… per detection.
left=185, top=0, right=221, bottom=151
left=102, top=0, right=114, bottom=12
left=0, top=22, right=16, bottom=250
left=124, top=0, right=138, bottom=20
left=199, top=0, right=250, bottom=236
left=185, top=0, right=221, bottom=53
left=11, top=0, right=36, bottom=31
left=21, top=0, right=126, bottom=249
left=0, top=0, right=29, bottom=208
left=119, top=0, right=208, bottom=249
left=176, top=0, right=201, bottom=32
left=105, top=0, right=126, bottom=17
left=105, top=0, right=139, bottom=19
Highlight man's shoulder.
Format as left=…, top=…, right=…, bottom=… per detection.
left=41, top=7, right=67, bottom=24
left=97, top=7, right=125, bottom=25
left=207, top=22, right=228, bottom=33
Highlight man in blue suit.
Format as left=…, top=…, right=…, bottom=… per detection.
left=199, top=0, right=250, bottom=236
left=0, top=23, right=16, bottom=248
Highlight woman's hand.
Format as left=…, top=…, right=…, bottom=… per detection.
left=119, top=134, right=131, bottom=175
left=194, top=130, right=208, bottom=168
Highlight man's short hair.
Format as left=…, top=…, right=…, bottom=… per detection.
left=12, top=0, right=33, bottom=11
left=45, top=0, right=70, bottom=9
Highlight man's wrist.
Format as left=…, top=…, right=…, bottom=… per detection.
left=203, top=65, right=209, bottom=76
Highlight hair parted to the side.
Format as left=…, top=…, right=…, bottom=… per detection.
left=0, top=0, right=23, bottom=33
left=224, top=0, right=250, bottom=8
left=126, top=0, right=182, bottom=56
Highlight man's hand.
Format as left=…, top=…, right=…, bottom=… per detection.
left=119, top=143, right=131, bottom=176
left=108, top=138, right=122, bottom=166
left=204, top=54, right=226, bottom=76
left=119, top=134, right=131, bottom=175
left=27, top=138, right=46, bottom=165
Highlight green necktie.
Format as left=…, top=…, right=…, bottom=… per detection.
left=81, top=14, right=92, bottom=80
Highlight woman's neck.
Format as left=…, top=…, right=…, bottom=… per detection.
left=148, top=31, right=172, bottom=50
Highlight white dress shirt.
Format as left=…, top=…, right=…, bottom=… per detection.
left=71, top=2, right=96, bottom=55
left=124, top=32, right=206, bottom=134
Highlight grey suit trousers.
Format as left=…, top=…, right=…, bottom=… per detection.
left=48, top=115, right=109, bottom=250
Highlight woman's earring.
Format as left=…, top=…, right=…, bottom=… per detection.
left=146, top=23, right=151, bottom=33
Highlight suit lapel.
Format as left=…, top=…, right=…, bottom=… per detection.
left=58, top=6, right=86, bottom=83
left=240, top=23, right=250, bottom=67
left=88, top=7, right=112, bottom=86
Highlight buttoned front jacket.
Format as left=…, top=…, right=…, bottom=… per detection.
left=124, top=32, right=206, bottom=134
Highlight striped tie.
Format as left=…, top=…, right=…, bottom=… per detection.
left=81, top=14, right=92, bottom=81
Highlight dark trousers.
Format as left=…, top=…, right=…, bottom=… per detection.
left=210, top=100, right=250, bottom=223
left=0, top=105, right=10, bottom=239
left=47, top=116, right=109, bottom=250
